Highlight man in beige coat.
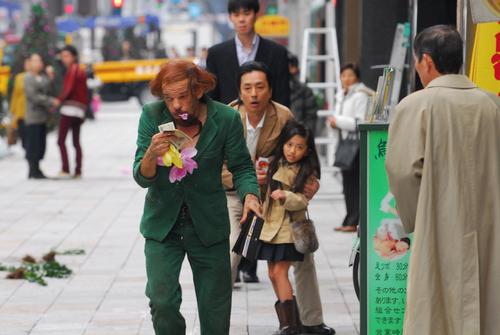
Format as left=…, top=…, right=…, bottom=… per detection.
left=223, top=61, right=334, bottom=335
left=386, top=25, right=500, bottom=335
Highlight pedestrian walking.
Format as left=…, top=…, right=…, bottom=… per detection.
left=288, top=54, right=318, bottom=136
left=56, top=45, right=88, bottom=179
left=9, top=58, right=31, bottom=149
left=385, top=25, right=500, bottom=335
left=133, top=60, right=260, bottom=335
left=329, top=64, right=373, bottom=233
left=225, top=61, right=335, bottom=335
left=207, top=0, right=290, bottom=282
left=234, top=119, right=320, bottom=334
left=206, top=0, right=290, bottom=107
left=23, top=53, right=59, bottom=179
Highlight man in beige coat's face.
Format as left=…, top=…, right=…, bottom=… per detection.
left=386, top=25, right=500, bottom=335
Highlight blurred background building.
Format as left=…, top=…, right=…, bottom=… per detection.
left=0, top=0, right=492, bottom=103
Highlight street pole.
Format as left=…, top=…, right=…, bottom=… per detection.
left=408, top=0, right=418, bottom=93
left=456, top=0, right=468, bottom=74
left=325, top=0, right=335, bottom=110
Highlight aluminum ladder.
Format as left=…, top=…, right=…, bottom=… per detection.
left=300, top=27, right=343, bottom=172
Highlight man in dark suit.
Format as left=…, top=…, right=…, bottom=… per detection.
left=206, top=0, right=290, bottom=285
left=206, top=0, right=290, bottom=107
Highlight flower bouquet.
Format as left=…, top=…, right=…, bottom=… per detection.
left=157, top=122, right=198, bottom=182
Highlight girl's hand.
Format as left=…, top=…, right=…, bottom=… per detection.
left=271, top=190, right=286, bottom=201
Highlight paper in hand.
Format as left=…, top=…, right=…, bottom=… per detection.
left=158, top=122, right=193, bottom=149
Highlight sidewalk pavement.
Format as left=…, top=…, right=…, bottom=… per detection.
left=0, top=101, right=360, bottom=335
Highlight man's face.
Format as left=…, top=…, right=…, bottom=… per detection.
left=239, top=70, right=272, bottom=114
left=229, top=8, right=257, bottom=36
left=162, top=79, right=202, bottom=125
left=414, top=53, right=433, bottom=88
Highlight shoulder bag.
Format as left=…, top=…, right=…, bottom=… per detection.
left=333, top=122, right=359, bottom=170
left=289, top=210, right=319, bottom=254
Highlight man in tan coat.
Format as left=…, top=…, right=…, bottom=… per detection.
left=223, top=61, right=335, bottom=335
left=386, top=25, right=500, bottom=335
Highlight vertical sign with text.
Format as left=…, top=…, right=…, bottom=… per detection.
left=365, top=128, right=411, bottom=335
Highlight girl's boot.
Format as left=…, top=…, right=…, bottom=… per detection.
left=274, top=299, right=301, bottom=335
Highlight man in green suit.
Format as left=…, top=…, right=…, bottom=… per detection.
left=133, top=60, right=260, bottom=335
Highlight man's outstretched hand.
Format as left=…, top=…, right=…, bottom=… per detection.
left=240, top=194, right=262, bottom=225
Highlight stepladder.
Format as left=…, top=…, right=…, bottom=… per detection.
left=300, top=27, right=343, bottom=172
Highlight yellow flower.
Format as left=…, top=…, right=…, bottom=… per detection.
left=161, top=146, right=183, bottom=168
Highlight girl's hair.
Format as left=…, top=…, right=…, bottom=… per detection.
left=267, top=120, right=321, bottom=193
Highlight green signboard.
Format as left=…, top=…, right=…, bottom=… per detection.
left=360, top=124, right=412, bottom=335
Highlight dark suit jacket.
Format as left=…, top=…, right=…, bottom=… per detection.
left=206, top=36, right=290, bottom=107
left=133, top=99, right=259, bottom=246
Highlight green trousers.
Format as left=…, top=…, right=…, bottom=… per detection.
left=144, top=214, right=232, bottom=335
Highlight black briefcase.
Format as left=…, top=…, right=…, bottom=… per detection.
left=232, top=212, right=264, bottom=261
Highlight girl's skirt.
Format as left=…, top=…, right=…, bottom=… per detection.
left=256, top=242, right=304, bottom=262
left=232, top=212, right=304, bottom=262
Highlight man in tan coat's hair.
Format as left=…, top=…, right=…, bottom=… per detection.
left=386, top=25, right=500, bottom=335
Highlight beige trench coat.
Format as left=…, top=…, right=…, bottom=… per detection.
left=385, top=75, right=500, bottom=335
left=260, top=162, right=308, bottom=244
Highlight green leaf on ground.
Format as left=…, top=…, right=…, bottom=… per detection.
left=55, top=249, right=86, bottom=255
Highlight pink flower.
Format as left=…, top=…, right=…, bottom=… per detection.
left=168, top=147, right=198, bottom=183
left=169, top=165, right=187, bottom=182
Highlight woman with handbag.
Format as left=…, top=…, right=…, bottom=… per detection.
left=55, top=45, right=88, bottom=179
left=24, top=53, right=59, bottom=179
left=235, top=120, right=321, bottom=334
left=329, top=64, right=373, bottom=233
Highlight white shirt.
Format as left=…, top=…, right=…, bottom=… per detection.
left=246, top=113, right=266, bottom=159
left=235, top=34, right=260, bottom=66
left=60, top=105, right=86, bottom=119
left=336, top=82, right=372, bottom=138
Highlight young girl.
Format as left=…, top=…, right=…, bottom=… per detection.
left=258, top=119, right=321, bottom=335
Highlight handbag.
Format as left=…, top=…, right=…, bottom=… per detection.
left=289, top=210, right=319, bottom=254
left=333, top=128, right=359, bottom=170
left=7, top=126, right=18, bottom=146
left=232, top=212, right=264, bottom=261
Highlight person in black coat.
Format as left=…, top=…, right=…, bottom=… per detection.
left=206, top=0, right=290, bottom=107
left=206, top=0, right=290, bottom=285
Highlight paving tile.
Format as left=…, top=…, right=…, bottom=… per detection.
left=0, top=102, right=359, bottom=334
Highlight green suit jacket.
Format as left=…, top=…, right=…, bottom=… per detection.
left=133, top=98, right=259, bottom=246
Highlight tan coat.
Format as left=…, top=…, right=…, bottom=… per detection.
left=385, top=75, right=500, bottom=335
left=10, top=72, right=26, bottom=127
left=222, top=100, right=294, bottom=191
left=260, top=162, right=308, bottom=244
